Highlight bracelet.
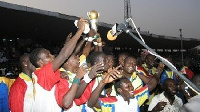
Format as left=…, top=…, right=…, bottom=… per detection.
left=72, top=78, right=80, bottom=86
left=87, top=37, right=95, bottom=42
left=83, top=37, right=89, bottom=41
left=93, top=41, right=98, bottom=46
left=93, top=34, right=99, bottom=39
left=83, top=72, right=92, bottom=83
left=93, top=42, right=102, bottom=46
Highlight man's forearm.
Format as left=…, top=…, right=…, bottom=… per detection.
left=87, top=81, right=105, bottom=107
left=62, top=83, right=79, bottom=109
left=75, top=81, right=88, bottom=98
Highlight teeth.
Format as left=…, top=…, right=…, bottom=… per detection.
left=128, top=67, right=133, bottom=70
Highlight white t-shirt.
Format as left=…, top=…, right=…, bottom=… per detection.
left=115, top=95, right=139, bottom=112
left=148, top=92, right=183, bottom=112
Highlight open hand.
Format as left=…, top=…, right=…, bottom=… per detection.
left=76, top=64, right=88, bottom=79
left=88, top=63, right=104, bottom=79
left=102, top=66, right=122, bottom=84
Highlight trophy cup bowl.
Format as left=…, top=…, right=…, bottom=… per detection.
left=87, top=10, right=99, bottom=32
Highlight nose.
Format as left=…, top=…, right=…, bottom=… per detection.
left=173, top=85, right=177, bottom=90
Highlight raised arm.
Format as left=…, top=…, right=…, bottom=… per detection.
left=62, top=65, right=87, bottom=109
left=137, top=73, right=158, bottom=91
left=82, top=41, right=92, bottom=57
left=73, top=37, right=86, bottom=56
left=82, top=29, right=96, bottom=57
left=93, top=36, right=103, bottom=52
left=52, top=18, right=87, bottom=71
left=96, top=37, right=104, bottom=52
left=75, top=63, right=104, bottom=98
left=87, top=68, right=120, bottom=108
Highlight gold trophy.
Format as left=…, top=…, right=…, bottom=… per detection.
left=87, top=10, right=99, bottom=32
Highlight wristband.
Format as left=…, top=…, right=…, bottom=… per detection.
left=93, top=41, right=98, bottom=46
left=83, top=37, right=89, bottom=41
left=87, top=37, right=95, bottom=42
left=83, top=72, right=92, bottom=83
left=93, top=34, right=99, bottom=39
left=72, top=78, right=80, bottom=86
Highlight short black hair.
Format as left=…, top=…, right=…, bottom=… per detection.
left=124, top=55, right=137, bottom=61
left=29, top=48, right=44, bottom=68
left=19, top=53, right=29, bottom=68
left=114, top=77, right=129, bottom=95
left=89, top=51, right=105, bottom=66
left=163, top=78, right=175, bottom=91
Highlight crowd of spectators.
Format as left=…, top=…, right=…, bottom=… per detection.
left=0, top=37, right=200, bottom=78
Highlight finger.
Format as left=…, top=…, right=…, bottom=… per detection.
left=110, top=74, right=119, bottom=80
left=79, top=18, right=88, bottom=23
left=79, top=65, right=87, bottom=71
left=113, top=72, right=121, bottom=78
left=95, top=64, right=104, bottom=70
left=96, top=71, right=103, bottom=74
left=163, top=102, right=167, bottom=105
left=66, top=33, right=73, bottom=42
left=115, top=65, right=122, bottom=70
left=91, top=64, right=103, bottom=71
left=95, top=63, right=104, bottom=67
left=95, top=67, right=104, bottom=72
left=160, top=101, right=167, bottom=104
left=112, top=69, right=120, bottom=74
left=111, top=70, right=120, bottom=76
left=80, top=18, right=88, bottom=22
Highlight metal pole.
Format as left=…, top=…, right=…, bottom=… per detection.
left=116, top=19, right=200, bottom=93
left=180, top=29, right=184, bottom=66
left=121, top=27, right=200, bottom=93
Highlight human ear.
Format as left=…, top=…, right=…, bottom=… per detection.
left=117, top=88, right=122, bottom=94
left=37, top=59, right=43, bottom=67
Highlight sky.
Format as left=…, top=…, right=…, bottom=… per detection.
left=2, top=0, right=200, bottom=39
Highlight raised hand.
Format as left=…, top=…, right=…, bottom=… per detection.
left=60, top=71, right=69, bottom=80
left=102, top=66, right=121, bottom=84
left=77, top=18, right=88, bottom=32
left=88, top=29, right=96, bottom=37
left=76, top=64, right=87, bottom=79
left=88, top=63, right=104, bottom=79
